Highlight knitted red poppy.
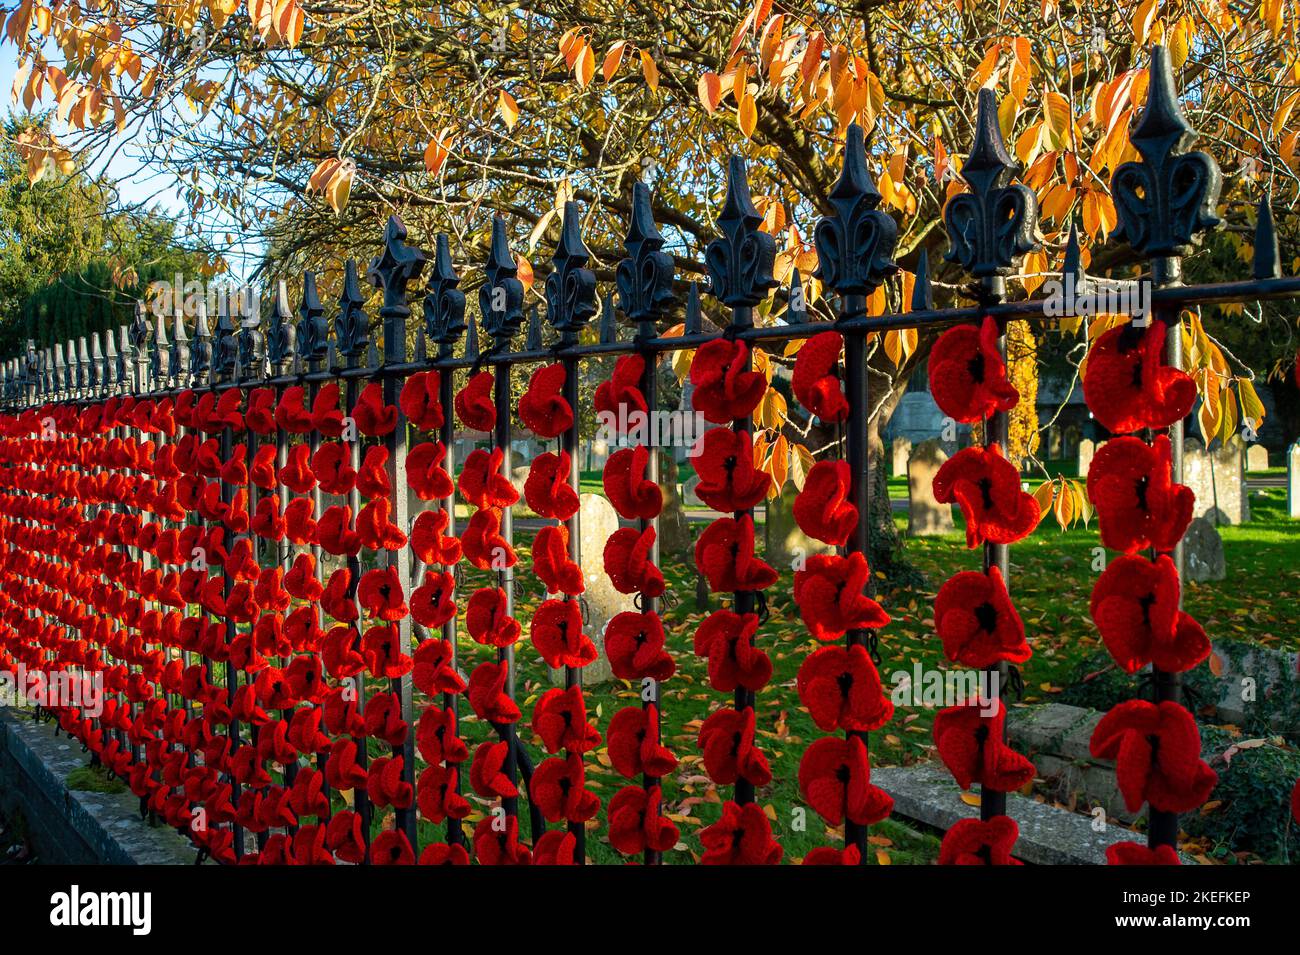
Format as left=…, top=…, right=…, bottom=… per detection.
left=416, top=765, right=470, bottom=823
left=353, top=381, right=397, bottom=436
left=317, top=505, right=361, bottom=556
left=419, top=843, right=471, bottom=865
left=467, top=661, right=521, bottom=724
left=698, top=706, right=771, bottom=786
left=518, top=362, right=573, bottom=438
left=934, top=566, right=1030, bottom=668
left=364, top=692, right=409, bottom=746
left=367, top=755, right=413, bottom=810
left=455, top=370, right=496, bottom=432
left=357, top=498, right=407, bottom=551
left=524, top=450, right=579, bottom=520
left=1090, top=699, right=1217, bottom=813
left=690, top=427, right=770, bottom=511
left=461, top=507, right=516, bottom=570
left=1107, top=841, right=1180, bottom=865
left=411, top=571, right=456, bottom=629
left=1091, top=554, right=1210, bottom=673
left=412, top=637, right=464, bottom=695
left=470, top=741, right=518, bottom=798
left=796, top=644, right=893, bottom=733
left=410, top=509, right=461, bottom=566
left=793, top=553, right=889, bottom=641
left=458, top=448, right=519, bottom=509
left=532, top=685, right=602, bottom=755
left=798, top=735, right=893, bottom=826
left=406, top=441, right=455, bottom=501
left=606, top=705, right=677, bottom=779
left=791, top=330, right=848, bottom=424
left=249, top=445, right=278, bottom=491
left=932, top=699, right=1035, bottom=792
left=699, top=800, right=782, bottom=865
left=531, top=753, right=601, bottom=823
left=602, top=445, right=662, bottom=520
left=928, top=316, right=1019, bottom=423
left=529, top=830, right=576, bottom=866
left=802, top=845, right=862, bottom=865
left=357, top=445, right=390, bottom=498
left=321, top=568, right=357, bottom=622
left=465, top=586, right=521, bottom=648
left=695, top=515, right=776, bottom=594
left=473, top=815, right=530, bottom=865
left=792, top=459, right=857, bottom=546
left=594, top=354, right=648, bottom=430
left=938, top=817, right=1021, bottom=865
left=1087, top=435, right=1193, bottom=554
left=693, top=610, right=770, bottom=693
left=691, top=338, right=766, bottom=424
left=533, top=525, right=584, bottom=595
left=370, top=830, right=415, bottom=866
left=417, top=706, right=469, bottom=765
left=606, top=610, right=675, bottom=682
left=603, top=526, right=665, bottom=597
left=241, top=387, right=275, bottom=434
left=607, top=785, right=679, bottom=856
left=311, top=442, right=355, bottom=495
left=933, top=443, right=1040, bottom=547
left=325, top=740, right=369, bottom=790
left=1083, top=321, right=1196, bottom=434
left=278, top=443, right=316, bottom=493
left=530, top=598, right=597, bottom=669
left=283, top=497, right=317, bottom=545
left=399, top=370, right=444, bottom=432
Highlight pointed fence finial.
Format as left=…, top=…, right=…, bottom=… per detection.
left=911, top=252, right=934, bottom=311
left=1253, top=192, right=1281, bottom=280
left=814, top=122, right=899, bottom=298
left=336, top=259, right=370, bottom=360
left=367, top=214, right=426, bottom=363
left=268, top=279, right=295, bottom=370
left=705, top=155, right=778, bottom=316
left=479, top=216, right=525, bottom=344
left=685, top=280, right=702, bottom=335
left=616, top=181, right=674, bottom=333
left=545, top=202, right=597, bottom=338
left=297, top=271, right=328, bottom=364
left=424, top=234, right=467, bottom=358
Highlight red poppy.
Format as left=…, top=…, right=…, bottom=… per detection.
left=790, top=330, right=848, bottom=424
left=695, top=515, right=776, bottom=594
left=691, top=338, right=766, bottom=424
left=1107, top=842, right=1181, bottom=865
left=699, top=800, right=782, bottom=865
left=318, top=505, right=361, bottom=556
left=419, top=843, right=471, bottom=865
left=278, top=443, right=316, bottom=494
left=530, top=599, right=597, bottom=669
left=532, top=685, right=602, bottom=755
left=934, top=566, right=1030, bottom=668
left=364, top=692, right=409, bottom=747
left=357, top=445, right=390, bottom=499
left=367, top=755, right=413, bottom=810
left=357, top=498, right=407, bottom=551
left=602, top=445, right=662, bottom=520
left=410, top=508, right=461, bottom=566
left=399, top=370, right=443, bottom=432
left=798, top=735, right=893, bottom=826
left=524, top=450, right=579, bottom=520
left=250, top=445, right=278, bottom=491
left=698, top=706, right=771, bottom=786
left=932, top=699, right=1035, bottom=792
left=369, top=830, right=415, bottom=866
left=283, top=497, right=317, bottom=545
left=325, top=740, right=368, bottom=790
left=938, top=817, right=1021, bottom=865
left=605, top=610, right=675, bottom=682
left=603, top=526, right=665, bottom=597
left=533, top=525, right=584, bottom=595
left=689, top=427, right=770, bottom=511
left=470, top=741, right=518, bottom=798
left=416, top=764, right=470, bottom=823
left=416, top=706, right=469, bottom=765
left=518, top=362, right=573, bottom=437
left=1090, top=700, right=1217, bottom=814
left=412, top=638, right=465, bottom=695
left=932, top=443, right=1040, bottom=547
left=594, top=354, right=648, bottom=430
left=310, top=382, right=345, bottom=437
left=693, top=610, right=770, bottom=693
left=353, top=381, right=397, bottom=436
left=606, top=705, right=677, bottom=779
left=461, top=507, right=516, bottom=570
left=793, top=553, right=890, bottom=641
left=928, top=316, right=1019, bottom=423
left=410, top=572, right=456, bottom=629
left=467, top=661, right=520, bottom=724
left=531, top=753, right=601, bottom=823
left=796, top=644, right=893, bottom=733
left=406, top=441, right=455, bottom=501
left=1091, top=554, right=1209, bottom=673
left=455, top=370, right=496, bottom=432
left=792, top=459, right=857, bottom=545
left=473, top=815, right=530, bottom=865
left=458, top=447, right=519, bottom=509
left=1084, top=320, right=1196, bottom=434
left=321, top=568, right=358, bottom=623
left=607, top=785, right=679, bottom=856
left=1087, top=435, right=1193, bottom=554
left=465, top=587, right=521, bottom=648
left=802, top=845, right=862, bottom=865
left=312, top=442, right=356, bottom=495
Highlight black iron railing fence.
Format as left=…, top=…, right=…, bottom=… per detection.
left=0, top=45, right=1294, bottom=865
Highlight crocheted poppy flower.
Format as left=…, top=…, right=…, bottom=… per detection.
left=1090, top=700, right=1217, bottom=814
left=693, top=610, right=770, bottom=693
left=370, top=830, right=415, bottom=866
left=357, top=498, right=407, bottom=551
left=932, top=443, right=1040, bottom=548
left=691, top=338, right=766, bottom=424
left=465, top=586, right=521, bottom=648
left=792, top=459, right=857, bottom=546
left=532, top=685, right=602, bottom=755
left=607, top=706, right=677, bottom=779
left=518, top=362, right=573, bottom=438
left=455, top=370, right=496, bottom=431
left=364, top=692, right=409, bottom=746
left=603, top=526, right=665, bottom=597
left=357, top=445, right=390, bottom=498
left=411, top=572, right=456, bottom=629
left=698, top=707, right=771, bottom=786
left=461, top=507, right=516, bottom=570
left=699, top=800, right=782, bottom=865
left=325, top=740, right=369, bottom=790
left=308, top=382, right=345, bottom=438
left=249, top=445, right=278, bottom=491
left=419, top=843, right=471, bottom=865
left=606, top=610, right=676, bottom=682
left=524, top=450, right=580, bottom=520
left=798, top=735, right=893, bottom=826
left=399, top=370, right=444, bottom=432
left=1084, top=321, right=1196, bottom=434
left=311, top=442, right=356, bottom=495
left=793, top=553, right=890, bottom=641
left=1107, top=842, right=1181, bottom=865
left=934, top=566, right=1030, bottom=668
left=928, top=316, right=1019, bottom=423
left=690, top=427, right=771, bottom=511
left=278, top=443, right=316, bottom=493
left=412, top=638, right=464, bottom=695
left=797, top=644, right=893, bottom=733
left=406, top=441, right=455, bottom=501
left=695, top=515, right=776, bottom=594
left=932, top=699, right=1035, bottom=792
left=533, top=525, right=584, bottom=595
left=607, top=785, right=679, bottom=856
left=1087, top=435, right=1193, bottom=554
left=938, top=817, right=1021, bottom=865
left=367, top=755, right=413, bottom=809
left=594, top=354, right=648, bottom=430
left=410, top=509, right=461, bottom=565
left=318, top=505, right=361, bottom=556
left=416, top=764, right=470, bottom=823
left=531, top=752, right=601, bottom=823
left=283, top=497, right=317, bottom=545
left=473, top=814, right=530, bottom=865
left=322, top=811, right=365, bottom=864
left=417, top=706, right=469, bottom=765
left=802, top=845, right=862, bottom=865
left=353, top=381, right=397, bottom=436
left=1091, top=554, right=1210, bottom=673
left=791, top=330, right=848, bottom=424
left=458, top=447, right=519, bottom=509
left=603, top=445, right=662, bottom=520
left=321, top=568, right=358, bottom=623
left=467, top=661, right=520, bottom=724
left=470, top=741, right=518, bottom=798
left=244, top=387, right=276, bottom=434
left=531, top=599, right=597, bottom=669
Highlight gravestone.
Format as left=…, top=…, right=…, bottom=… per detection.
left=1246, top=443, right=1270, bottom=472
left=1182, top=516, right=1226, bottom=582
left=765, top=485, right=833, bottom=569
left=656, top=451, right=692, bottom=560
left=907, top=438, right=953, bottom=536
left=1075, top=437, right=1095, bottom=478
left=1183, top=438, right=1249, bottom=525
left=890, top=436, right=912, bottom=478
left=510, top=465, right=531, bottom=516
left=683, top=474, right=703, bottom=507
left=1289, top=442, right=1300, bottom=519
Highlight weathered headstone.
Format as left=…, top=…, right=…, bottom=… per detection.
left=1289, top=441, right=1300, bottom=519
left=907, top=438, right=953, bottom=536
left=1246, top=443, right=1270, bottom=472
left=765, top=485, right=834, bottom=569
left=890, top=436, right=912, bottom=478
left=683, top=474, right=703, bottom=507
left=1183, top=438, right=1249, bottom=524
left=1182, top=515, right=1226, bottom=582
left=1075, top=437, right=1095, bottom=478
left=510, top=465, right=531, bottom=516
left=656, top=451, right=692, bottom=560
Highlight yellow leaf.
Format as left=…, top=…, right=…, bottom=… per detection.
left=738, top=90, right=758, bottom=138
left=324, top=159, right=354, bottom=215
left=516, top=255, right=534, bottom=292
left=959, top=791, right=982, bottom=807
left=497, top=90, right=520, bottom=130
left=1033, top=480, right=1055, bottom=517
left=876, top=849, right=892, bottom=865
left=602, top=40, right=627, bottom=82
left=575, top=41, right=595, bottom=88
left=698, top=72, right=722, bottom=113
left=1273, top=89, right=1300, bottom=139
left=1238, top=377, right=1266, bottom=427
left=1132, top=0, right=1157, bottom=45
left=639, top=50, right=660, bottom=92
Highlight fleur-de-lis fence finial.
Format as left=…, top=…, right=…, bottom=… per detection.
left=102, top=331, right=118, bottom=393
left=943, top=87, right=1040, bottom=280
left=268, top=279, right=296, bottom=370
left=814, top=122, right=899, bottom=299
left=545, top=202, right=597, bottom=338
left=705, top=155, right=778, bottom=319
left=151, top=306, right=170, bottom=386
left=237, top=285, right=263, bottom=378
left=297, top=271, right=328, bottom=365
left=190, top=299, right=212, bottom=383
left=424, top=235, right=467, bottom=358
left=336, top=259, right=371, bottom=360
left=616, top=181, right=675, bottom=333
left=215, top=288, right=238, bottom=380
left=368, top=214, right=427, bottom=363
left=170, top=299, right=189, bottom=388
left=479, top=216, right=525, bottom=344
